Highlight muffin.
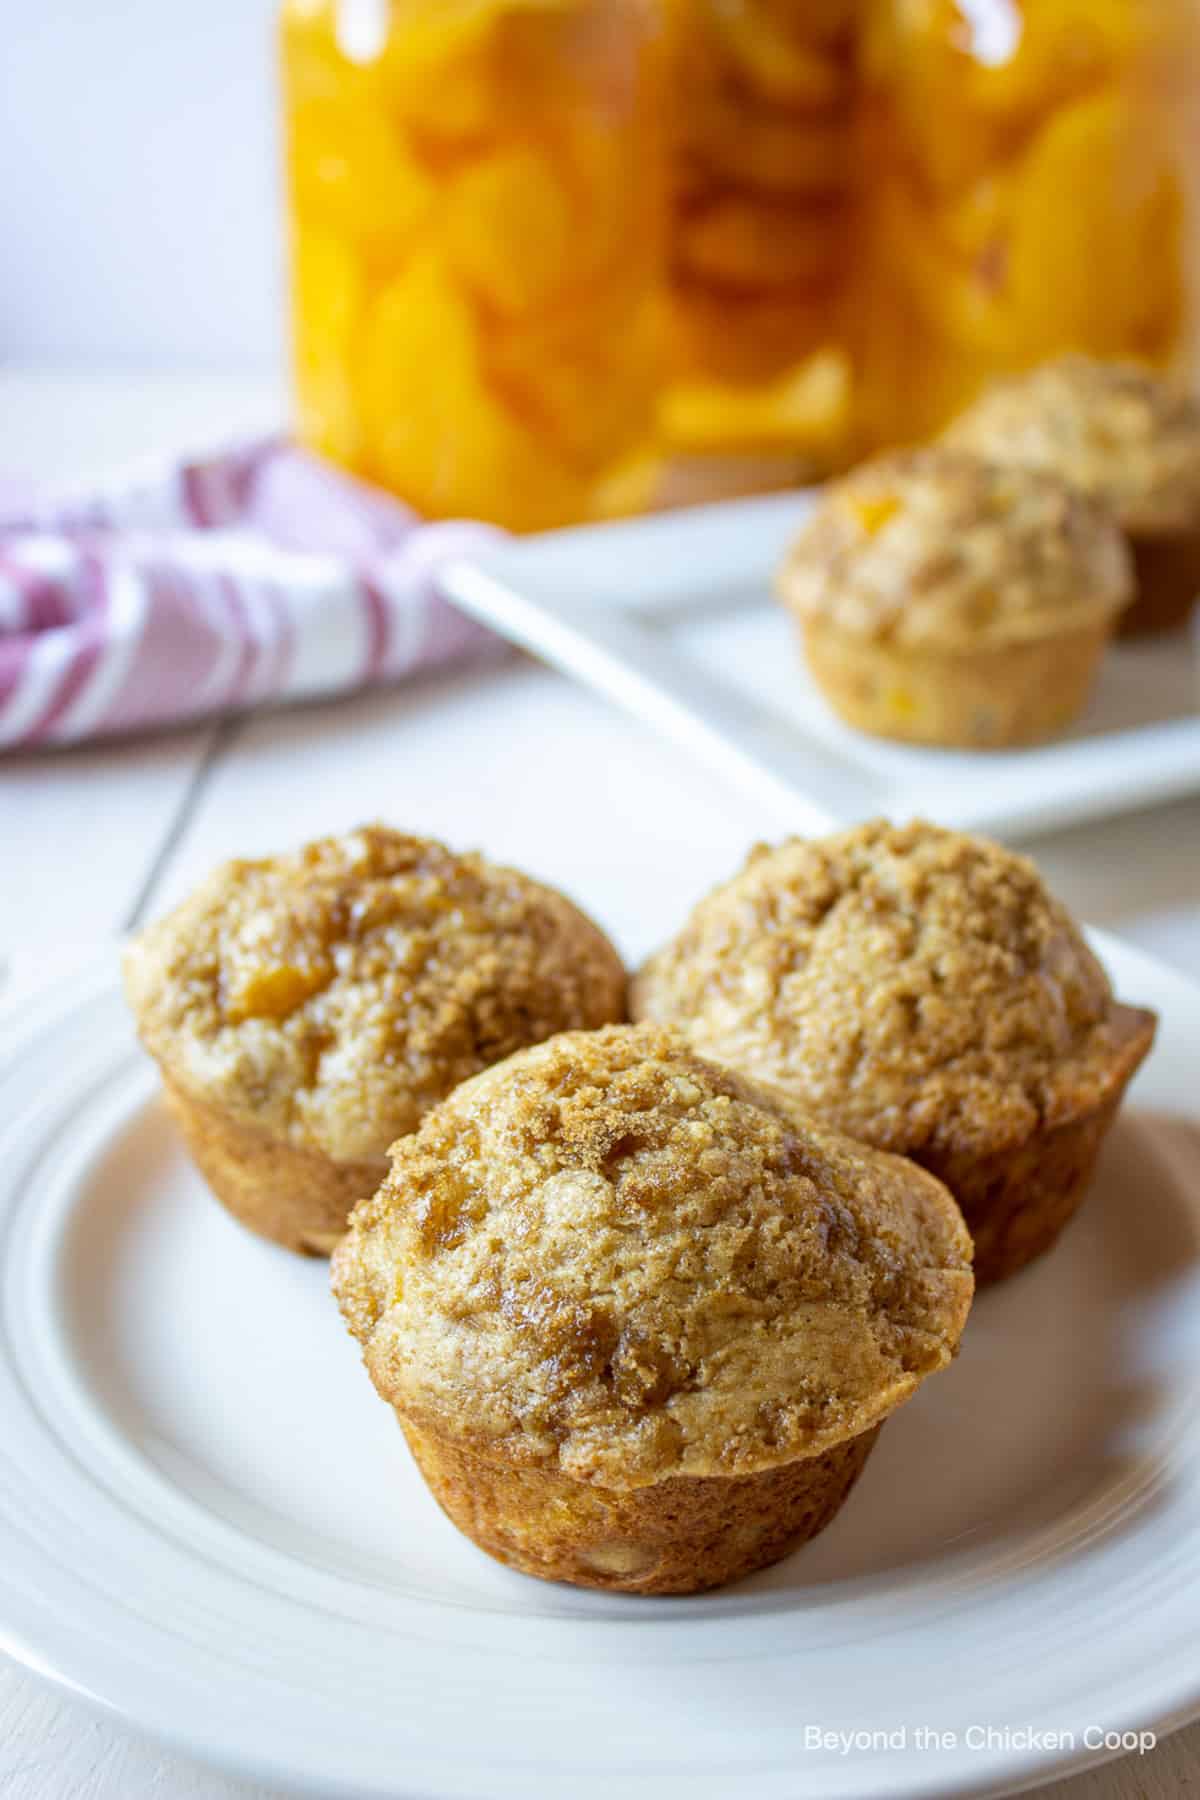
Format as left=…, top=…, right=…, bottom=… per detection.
left=123, top=826, right=626, bottom=1256
left=332, top=1023, right=973, bottom=1594
left=945, top=356, right=1200, bottom=636
left=776, top=447, right=1132, bottom=747
left=632, top=821, right=1156, bottom=1286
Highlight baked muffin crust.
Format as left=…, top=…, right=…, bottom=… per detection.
left=632, top=820, right=1138, bottom=1163
left=333, top=1023, right=973, bottom=1489
left=776, top=447, right=1131, bottom=647
left=124, top=825, right=626, bottom=1166
left=944, top=356, right=1200, bottom=534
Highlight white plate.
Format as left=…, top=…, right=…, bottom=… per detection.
left=441, top=494, right=1200, bottom=840
left=1, top=936, right=1199, bottom=1800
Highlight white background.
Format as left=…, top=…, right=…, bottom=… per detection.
left=0, top=0, right=283, bottom=368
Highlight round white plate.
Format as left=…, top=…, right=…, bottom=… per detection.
left=1, top=937, right=1199, bottom=1800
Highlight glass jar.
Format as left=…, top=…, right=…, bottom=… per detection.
left=854, top=0, right=1200, bottom=450
left=280, top=0, right=671, bottom=531
left=660, top=0, right=860, bottom=491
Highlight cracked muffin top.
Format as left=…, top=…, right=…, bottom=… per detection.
left=632, top=820, right=1145, bottom=1164
left=123, top=825, right=626, bottom=1165
left=943, top=356, right=1200, bottom=535
left=775, top=447, right=1131, bottom=647
left=332, top=1023, right=973, bottom=1489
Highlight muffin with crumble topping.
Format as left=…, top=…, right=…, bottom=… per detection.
left=632, top=820, right=1156, bottom=1285
left=332, top=1023, right=973, bottom=1594
left=776, top=446, right=1131, bottom=746
left=123, top=826, right=626, bottom=1255
left=944, top=356, right=1200, bottom=636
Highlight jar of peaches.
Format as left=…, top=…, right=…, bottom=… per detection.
left=280, top=0, right=671, bottom=530
left=854, top=0, right=1200, bottom=450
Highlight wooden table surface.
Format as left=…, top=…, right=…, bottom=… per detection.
left=1, top=368, right=1197, bottom=1800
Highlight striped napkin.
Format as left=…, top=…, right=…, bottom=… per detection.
left=0, top=442, right=503, bottom=749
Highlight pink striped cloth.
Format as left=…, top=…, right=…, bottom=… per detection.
left=0, top=440, right=504, bottom=749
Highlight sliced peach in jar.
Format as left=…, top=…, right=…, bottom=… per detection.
left=382, top=9, right=507, bottom=152
left=444, top=144, right=575, bottom=313
left=280, top=0, right=388, bottom=109
left=532, top=0, right=668, bottom=119
left=702, top=0, right=853, bottom=108
left=754, top=0, right=858, bottom=45
left=689, top=85, right=854, bottom=194
left=669, top=282, right=835, bottom=383
left=963, top=0, right=1150, bottom=128
left=382, top=0, right=581, bottom=157
left=932, top=169, right=1016, bottom=264
left=859, top=0, right=1001, bottom=196
left=287, top=96, right=433, bottom=268
left=660, top=348, right=850, bottom=455
left=590, top=447, right=664, bottom=520
left=554, top=115, right=667, bottom=286
left=871, top=176, right=1022, bottom=360
left=1006, top=91, right=1184, bottom=356
left=291, top=230, right=365, bottom=466
left=485, top=286, right=662, bottom=472
left=357, top=252, right=588, bottom=528
left=677, top=194, right=846, bottom=291
left=854, top=289, right=1000, bottom=447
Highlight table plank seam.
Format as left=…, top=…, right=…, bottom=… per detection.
left=122, top=715, right=244, bottom=931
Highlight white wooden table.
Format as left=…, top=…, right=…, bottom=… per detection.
left=1, top=368, right=1197, bottom=1800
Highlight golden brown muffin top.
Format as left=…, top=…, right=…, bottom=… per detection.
left=632, top=820, right=1139, bottom=1163
left=332, top=1023, right=972, bottom=1489
left=123, top=826, right=626, bottom=1166
left=943, top=356, right=1200, bottom=535
left=776, top=447, right=1131, bottom=647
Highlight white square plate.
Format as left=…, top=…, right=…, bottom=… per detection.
left=442, top=492, right=1200, bottom=840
